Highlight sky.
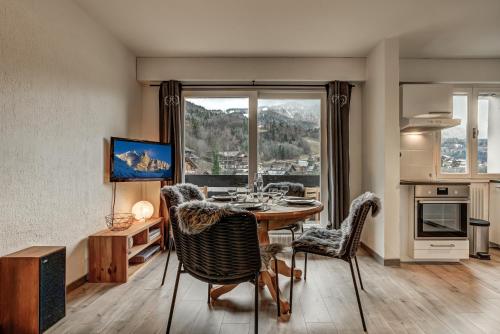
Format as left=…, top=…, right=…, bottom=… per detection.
left=114, top=139, right=172, bottom=162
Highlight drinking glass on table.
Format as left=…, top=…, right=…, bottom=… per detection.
left=227, top=188, right=237, bottom=203
left=280, top=185, right=289, bottom=199
left=268, top=187, right=281, bottom=205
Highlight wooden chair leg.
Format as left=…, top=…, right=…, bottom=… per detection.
left=348, top=259, right=367, bottom=332
left=161, top=233, right=174, bottom=286
left=254, top=272, right=259, bottom=334
left=166, top=262, right=182, bottom=334
left=207, top=283, right=212, bottom=304
left=289, top=250, right=296, bottom=313
left=354, top=255, right=364, bottom=291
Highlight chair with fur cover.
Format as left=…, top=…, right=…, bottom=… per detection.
left=289, top=192, right=381, bottom=332
left=159, top=183, right=205, bottom=286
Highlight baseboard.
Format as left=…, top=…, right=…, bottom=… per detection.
left=360, top=242, right=400, bottom=267
left=67, top=274, right=87, bottom=293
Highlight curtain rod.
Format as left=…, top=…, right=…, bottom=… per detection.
left=149, top=82, right=357, bottom=88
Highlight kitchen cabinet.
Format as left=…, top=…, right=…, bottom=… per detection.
left=489, top=182, right=500, bottom=245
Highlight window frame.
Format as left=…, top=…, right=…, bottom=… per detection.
left=471, top=87, right=500, bottom=179
left=182, top=88, right=327, bottom=221
left=435, top=85, right=500, bottom=180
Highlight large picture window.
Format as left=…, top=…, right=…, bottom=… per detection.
left=183, top=90, right=326, bottom=190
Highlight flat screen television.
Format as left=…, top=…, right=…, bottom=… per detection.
left=110, top=137, right=174, bottom=182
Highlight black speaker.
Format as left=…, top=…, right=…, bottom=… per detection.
left=39, top=249, right=66, bottom=332
left=0, top=246, right=66, bottom=333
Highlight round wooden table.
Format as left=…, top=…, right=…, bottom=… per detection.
left=208, top=200, right=324, bottom=320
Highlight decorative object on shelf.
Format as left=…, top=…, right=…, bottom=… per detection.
left=132, top=201, right=154, bottom=220
left=105, top=213, right=134, bottom=231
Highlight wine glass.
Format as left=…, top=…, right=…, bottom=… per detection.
left=280, top=185, right=289, bottom=199
left=227, top=188, right=237, bottom=203
left=269, top=187, right=280, bottom=205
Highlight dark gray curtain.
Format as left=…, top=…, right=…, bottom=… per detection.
left=159, top=80, right=184, bottom=220
left=327, top=81, right=353, bottom=229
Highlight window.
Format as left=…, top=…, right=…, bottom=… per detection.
left=257, top=98, right=321, bottom=184
left=184, top=97, right=249, bottom=176
left=440, top=95, right=468, bottom=174
left=183, top=90, right=325, bottom=190
left=438, top=87, right=500, bottom=178
left=476, top=91, right=500, bottom=174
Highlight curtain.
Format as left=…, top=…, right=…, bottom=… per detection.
left=327, top=81, right=353, bottom=229
left=159, top=80, right=184, bottom=221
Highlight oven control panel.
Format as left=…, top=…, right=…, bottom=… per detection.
left=414, top=185, right=469, bottom=198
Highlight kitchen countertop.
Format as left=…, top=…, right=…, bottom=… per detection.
left=400, top=180, right=471, bottom=186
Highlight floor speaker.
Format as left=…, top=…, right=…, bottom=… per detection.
left=0, top=246, right=66, bottom=334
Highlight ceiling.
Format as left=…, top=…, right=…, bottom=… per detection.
left=76, top=0, right=500, bottom=58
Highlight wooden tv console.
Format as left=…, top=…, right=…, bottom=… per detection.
left=88, top=217, right=164, bottom=283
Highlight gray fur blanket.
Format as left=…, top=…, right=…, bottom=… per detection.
left=263, top=182, right=305, bottom=197
left=160, top=183, right=205, bottom=208
left=292, top=192, right=381, bottom=257
left=177, top=201, right=239, bottom=235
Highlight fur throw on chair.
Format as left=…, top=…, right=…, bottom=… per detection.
left=292, top=192, right=381, bottom=257
left=176, top=201, right=283, bottom=270
left=177, top=183, right=205, bottom=201
left=176, top=201, right=239, bottom=235
left=263, top=182, right=305, bottom=197
left=160, top=183, right=205, bottom=209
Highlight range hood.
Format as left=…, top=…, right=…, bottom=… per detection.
left=400, top=84, right=460, bottom=133
left=400, top=117, right=461, bottom=133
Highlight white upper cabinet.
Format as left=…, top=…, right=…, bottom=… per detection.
left=401, top=84, right=453, bottom=119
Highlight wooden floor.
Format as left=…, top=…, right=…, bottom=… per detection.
left=48, top=248, right=500, bottom=334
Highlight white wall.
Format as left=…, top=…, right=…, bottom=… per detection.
left=361, top=39, right=400, bottom=260
left=0, top=0, right=142, bottom=284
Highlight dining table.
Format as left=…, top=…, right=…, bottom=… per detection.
left=208, top=198, right=324, bottom=320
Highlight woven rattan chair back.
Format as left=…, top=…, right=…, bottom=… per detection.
left=341, top=201, right=377, bottom=261
left=169, top=206, right=261, bottom=285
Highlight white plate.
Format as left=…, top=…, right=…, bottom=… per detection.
left=232, top=202, right=263, bottom=210
left=283, top=197, right=316, bottom=205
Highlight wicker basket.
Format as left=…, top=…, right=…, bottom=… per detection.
left=105, top=213, right=134, bottom=231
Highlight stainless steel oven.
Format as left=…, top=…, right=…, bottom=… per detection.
left=414, top=185, right=469, bottom=239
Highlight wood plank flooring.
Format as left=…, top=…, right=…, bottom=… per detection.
left=48, top=248, right=500, bottom=334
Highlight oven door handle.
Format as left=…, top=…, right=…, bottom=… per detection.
left=416, top=200, right=470, bottom=204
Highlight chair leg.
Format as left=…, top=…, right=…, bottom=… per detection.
left=348, top=259, right=367, bottom=332
left=254, top=272, right=259, bottom=334
left=290, top=228, right=295, bottom=241
left=274, top=257, right=280, bottom=317
left=166, top=262, right=182, bottom=334
left=289, top=250, right=296, bottom=313
left=354, top=255, right=364, bottom=291
left=207, top=283, right=212, bottom=304
left=161, top=234, right=173, bottom=286
left=304, top=253, right=308, bottom=281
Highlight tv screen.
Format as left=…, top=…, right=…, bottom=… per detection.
left=110, top=137, right=174, bottom=182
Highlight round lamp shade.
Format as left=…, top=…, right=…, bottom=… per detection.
left=131, top=201, right=154, bottom=220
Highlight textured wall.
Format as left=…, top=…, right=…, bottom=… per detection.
left=0, top=0, right=142, bottom=283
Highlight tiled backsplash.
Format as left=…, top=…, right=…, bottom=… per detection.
left=400, top=132, right=436, bottom=180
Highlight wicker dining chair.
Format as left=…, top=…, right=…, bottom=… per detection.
left=166, top=206, right=262, bottom=334
left=289, top=192, right=381, bottom=332
left=263, top=182, right=305, bottom=240
left=160, top=184, right=205, bottom=286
